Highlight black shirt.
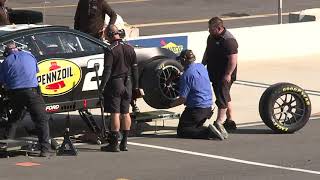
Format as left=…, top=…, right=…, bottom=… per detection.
left=103, top=39, right=139, bottom=88
left=204, top=28, right=238, bottom=82
left=74, top=0, right=117, bottom=38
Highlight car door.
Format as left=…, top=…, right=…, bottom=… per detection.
left=32, top=31, right=107, bottom=112
left=1, top=30, right=106, bottom=113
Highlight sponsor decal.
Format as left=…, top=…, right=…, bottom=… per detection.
left=46, top=104, right=60, bottom=112
left=127, top=36, right=188, bottom=55
left=37, top=59, right=82, bottom=96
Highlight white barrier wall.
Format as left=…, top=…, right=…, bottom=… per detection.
left=129, top=21, right=320, bottom=63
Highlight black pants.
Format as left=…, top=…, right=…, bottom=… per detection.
left=177, top=107, right=212, bottom=139
left=7, top=88, right=50, bottom=151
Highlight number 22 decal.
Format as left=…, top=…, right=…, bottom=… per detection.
left=82, top=59, right=104, bottom=91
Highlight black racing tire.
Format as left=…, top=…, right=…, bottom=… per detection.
left=9, top=9, right=43, bottom=24
left=141, top=59, right=183, bottom=109
left=259, top=82, right=311, bottom=133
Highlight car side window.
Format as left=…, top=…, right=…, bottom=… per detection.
left=32, top=32, right=104, bottom=57
left=0, top=36, right=37, bottom=60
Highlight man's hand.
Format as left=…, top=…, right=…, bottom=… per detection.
left=223, top=74, right=231, bottom=84
left=98, top=93, right=104, bottom=101
left=132, top=88, right=144, bottom=100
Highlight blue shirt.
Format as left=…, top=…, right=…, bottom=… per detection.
left=179, top=63, right=213, bottom=108
left=0, top=50, right=39, bottom=90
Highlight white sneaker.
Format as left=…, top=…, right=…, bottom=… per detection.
left=208, top=124, right=224, bottom=140
left=214, top=121, right=229, bottom=139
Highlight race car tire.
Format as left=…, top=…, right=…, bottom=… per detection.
left=259, top=82, right=311, bottom=133
left=9, top=9, right=43, bottom=24
left=141, top=59, right=183, bottom=109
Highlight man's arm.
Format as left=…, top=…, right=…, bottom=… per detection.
left=130, top=48, right=139, bottom=90
left=169, top=96, right=186, bottom=107
left=223, top=38, right=238, bottom=83
left=101, top=0, right=117, bottom=26
left=0, top=62, right=3, bottom=84
left=202, top=48, right=208, bottom=65
left=99, top=49, right=113, bottom=92
left=168, top=74, right=189, bottom=107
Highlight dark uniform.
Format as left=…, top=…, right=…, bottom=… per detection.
left=0, top=49, right=50, bottom=156
left=204, top=28, right=238, bottom=109
left=101, top=39, right=139, bottom=114
left=74, top=0, right=117, bottom=39
left=0, top=1, right=10, bottom=25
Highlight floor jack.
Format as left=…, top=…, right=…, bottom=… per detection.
left=76, top=63, right=110, bottom=145
left=57, top=113, right=78, bottom=156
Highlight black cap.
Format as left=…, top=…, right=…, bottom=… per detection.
left=177, top=49, right=196, bottom=62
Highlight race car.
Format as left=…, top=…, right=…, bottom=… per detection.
left=0, top=24, right=183, bottom=115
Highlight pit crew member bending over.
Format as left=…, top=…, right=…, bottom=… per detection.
left=99, top=25, right=139, bottom=152
left=0, top=41, right=52, bottom=157
left=170, top=49, right=224, bottom=140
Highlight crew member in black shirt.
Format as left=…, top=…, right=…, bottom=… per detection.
left=74, top=0, right=117, bottom=39
left=99, top=25, right=139, bottom=152
left=202, top=17, right=238, bottom=135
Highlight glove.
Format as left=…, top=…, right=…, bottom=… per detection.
left=98, top=93, right=104, bottom=101
left=132, top=88, right=144, bottom=100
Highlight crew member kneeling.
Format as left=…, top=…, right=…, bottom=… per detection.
left=0, top=42, right=52, bottom=157
left=170, top=49, right=225, bottom=140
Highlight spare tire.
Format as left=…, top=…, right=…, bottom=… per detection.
left=9, top=9, right=43, bottom=24
left=259, top=82, right=311, bottom=133
left=141, top=59, right=183, bottom=109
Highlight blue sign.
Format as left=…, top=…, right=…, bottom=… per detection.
left=127, top=36, right=188, bottom=55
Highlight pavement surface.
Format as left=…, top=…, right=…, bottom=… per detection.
left=6, top=0, right=320, bottom=35
left=1, top=1, right=320, bottom=180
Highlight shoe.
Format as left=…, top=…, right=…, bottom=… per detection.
left=208, top=124, right=224, bottom=140
left=214, top=121, right=229, bottom=139
left=223, top=119, right=237, bottom=130
left=119, top=143, right=128, bottom=151
left=100, top=144, right=120, bottom=152
left=39, top=150, right=56, bottom=157
left=101, top=131, right=120, bottom=152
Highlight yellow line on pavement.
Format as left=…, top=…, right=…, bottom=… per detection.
left=133, top=12, right=290, bottom=27
left=14, top=0, right=151, bottom=10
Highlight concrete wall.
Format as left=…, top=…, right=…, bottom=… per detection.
left=128, top=21, right=320, bottom=63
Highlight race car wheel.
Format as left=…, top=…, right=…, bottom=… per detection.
left=141, top=59, right=183, bottom=109
left=259, top=82, right=311, bottom=133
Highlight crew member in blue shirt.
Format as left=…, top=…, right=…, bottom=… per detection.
left=0, top=41, right=52, bottom=157
left=170, top=49, right=224, bottom=140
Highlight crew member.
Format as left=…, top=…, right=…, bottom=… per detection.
left=0, top=42, right=52, bottom=157
left=0, top=0, right=10, bottom=25
left=74, top=0, right=117, bottom=39
left=170, top=49, right=224, bottom=140
left=202, top=17, right=238, bottom=137
left=99, top=25, right=139, bottom=152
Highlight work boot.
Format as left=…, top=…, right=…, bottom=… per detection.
left=101, top=131, right=120, bottom=152
left=223, top=119, right=237, bottom=130
left=214, top=121, right=229, bottom=139
left=120, top=130, right=129, bottom=151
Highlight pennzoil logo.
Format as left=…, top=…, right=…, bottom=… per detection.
left=37, top=59, right=82, bottom=96
left=160, top=39, right=183, bottom=54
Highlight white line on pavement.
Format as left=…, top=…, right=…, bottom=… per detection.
left=128, top=141, right=320, bottom=175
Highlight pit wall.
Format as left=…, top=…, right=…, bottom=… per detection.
left=127, top=21, right=320, bottom=63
